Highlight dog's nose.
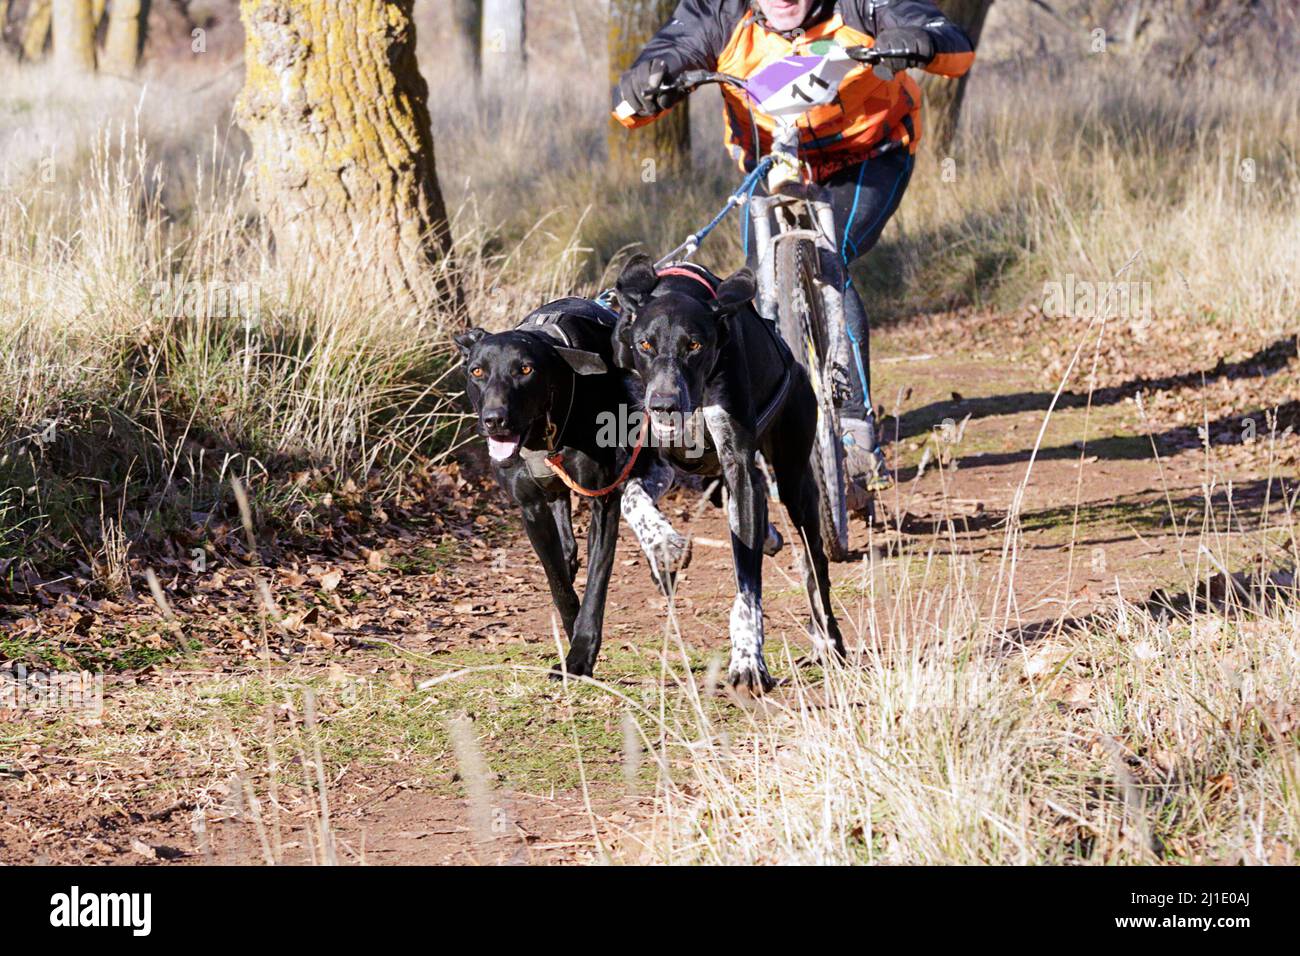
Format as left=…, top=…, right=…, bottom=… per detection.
left=481, top=407, right=508, bottom=431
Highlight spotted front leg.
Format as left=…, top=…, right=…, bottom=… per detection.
left=620, top=460, right=691, bottom=595
left=703, top=405, right=773, bottom=694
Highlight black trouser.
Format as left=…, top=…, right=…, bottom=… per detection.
left=826, top=149, right=913, bottom=421
left=745, top=148, right=914, bottom=424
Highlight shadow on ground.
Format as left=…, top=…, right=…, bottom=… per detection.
left=888, top=334, right=1298, bottom=453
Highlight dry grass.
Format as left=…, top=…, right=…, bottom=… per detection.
left=611, top=393, right=1299, bottom=865
left=625, top=567, right=1299, bottom=865
left=2, top=52, right=1294, bottom=571
left=882, top=62, right=1300, bottom=326
left=0, top=62, right=582, bottom=565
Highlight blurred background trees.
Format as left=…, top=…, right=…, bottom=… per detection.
left=101, top=0, right=144, bottom=74
left=481, top=0, right=525, bottom=97
left=452, top=0, right=482, bottom=85
left=921, top=1, right=995, bottom=155
left=51, top=0, right=94, bottom=72
left=1, top=0, right=233, bottom=67
left=0, top=0, right=1293, bottom=306
left=19, top=0, right=52, bottom=61
left=2, top=1, right=1294, bottom=107
left=607, top=0, right=690, bottom=180
left=980, top=0, right=1292, bottom=74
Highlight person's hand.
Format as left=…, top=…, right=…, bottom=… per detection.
left=614, top=58, right=683, bottom=117
left=869, top=27, right=935, bottom=74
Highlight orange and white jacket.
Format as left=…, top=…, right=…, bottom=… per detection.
left=614, top=0, right=975, bottom=181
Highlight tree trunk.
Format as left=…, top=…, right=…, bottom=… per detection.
left=607, top=0, right=690, bottom=180
left=22, top=0, right=53, bottom=61
left=52, top=0, right=95, bottom=71
left=920, top=0, right=993, bottom=155
left=102, top=0, right=144, bottom=74
left=480, top=0, right=523, bottom=97
left=236, top=0, right=455, bottom=310
left=452, top=0, right=481, bottom=83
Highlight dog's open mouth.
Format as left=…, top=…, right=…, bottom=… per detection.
left=486, top=433, right=522, bottom=462
left=649, top=410, right=681, bottom=441
left=649, top=407, right=702, bottom=446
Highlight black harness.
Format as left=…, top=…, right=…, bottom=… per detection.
left=519, top=296, right=618, bottom=344
left=512, top=298, right=619, bottom=486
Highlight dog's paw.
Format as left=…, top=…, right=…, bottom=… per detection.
left=802, top=634, right=847, bottom=667
left=647, top=531, right=692, bottom=597
left=663, top=529, right=692, bottom=572
left=549, top=660, right=594, bottom=682
left=647, top=565, right=673, bottom=598
left=727, top=657, right=775, bottom=696
left=806, top=621, right=847, bottom=659
left=551, top=646, right=597, bottom=682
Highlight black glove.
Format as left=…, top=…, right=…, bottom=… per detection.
left=614, top=58, right=683, bottom=118
left=870, top=27, right=935, bottom=74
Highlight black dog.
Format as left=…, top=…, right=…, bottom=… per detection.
left=612, top=254, right=844, bottom=693
left=455, top=298, right=647, bottom=680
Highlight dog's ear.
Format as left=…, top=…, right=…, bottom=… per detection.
left=611, top=313, right=636, bottom=370
left=615, top=254, right=659, bottom=314
left=713, top=307, right=732, bottom=354
left=453, top=327, right=487, bottom=360
left=712, top=268, right=757, bottom=314
left=553, top=346, right=608, bottom=376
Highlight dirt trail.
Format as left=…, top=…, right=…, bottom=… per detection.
left=2, top=311, right=1295, bottom=865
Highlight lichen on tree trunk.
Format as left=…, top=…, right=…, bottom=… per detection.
left=608, top=0, right=689, bottom=181
left=52, top=0, right=95, bottom=71
left=236, top=0, right=454, bottom=310
left=102, top=0, right=144, bottom=74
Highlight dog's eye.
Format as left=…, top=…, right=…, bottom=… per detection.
left=518, top=364, right=532, bottom=375
left=470, top=367, right=484, bottom=379
left=639, top=340, right=653, bottom=353
left=688, top=340, right=702, bottom=352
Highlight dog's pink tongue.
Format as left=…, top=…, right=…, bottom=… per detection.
left=487, top=435, right=520, bottom=461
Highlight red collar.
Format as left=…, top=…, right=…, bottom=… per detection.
left=656, top=266, right=717, bottom=298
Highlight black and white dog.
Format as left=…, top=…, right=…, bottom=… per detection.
left=455, top=298, right=657, bottom=679
left=612, top=254, right=844, bottom=693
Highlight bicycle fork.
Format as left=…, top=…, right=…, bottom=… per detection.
left=745, top=193, right=850, bottom=403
